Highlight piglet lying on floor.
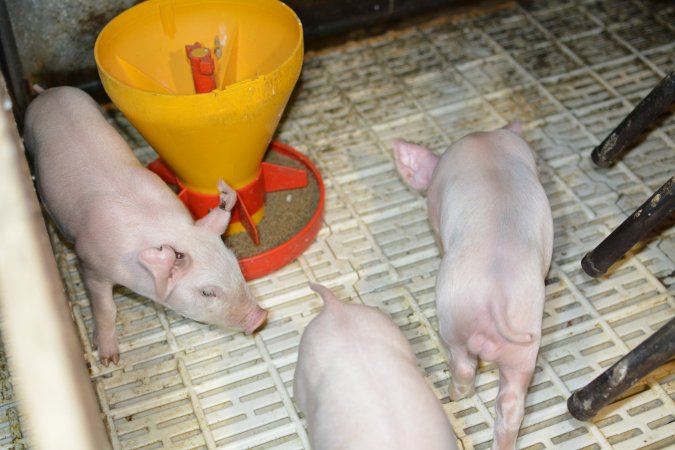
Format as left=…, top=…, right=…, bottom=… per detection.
left=23, top=87, right=268, bottom=366
left=294, top=283, right=459, bottom=450
left=393, top=123, right=553, bottom=450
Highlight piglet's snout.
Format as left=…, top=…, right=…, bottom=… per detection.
left=243, top=307, right=268, bottom=334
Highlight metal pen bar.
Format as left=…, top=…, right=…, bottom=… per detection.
left=567, top=316, right=675, bottom=421
left=582, top=176, right=675, bottom=277
left=591, top=68, right=675, bottom=168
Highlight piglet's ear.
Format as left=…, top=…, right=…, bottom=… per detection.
left=195, top=179, right=235, bottom=235
left=195, top=208, right=231, bottom=235
left=392, top=139, right=439, bottom=192
left=138, top=246, right=179, bottom=301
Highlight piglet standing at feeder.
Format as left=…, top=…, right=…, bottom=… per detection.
left=23, top=86, right=268, bottom=367
left=393, top=123, right=553, bottom=450
left=293, top=283, right=459, bottom=450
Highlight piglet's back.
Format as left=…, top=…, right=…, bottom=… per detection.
left=294, top=284, right=458, bottom=450
left=25, top=87, right=139, bottom=166
left=23, top=87, right=148, bottom=239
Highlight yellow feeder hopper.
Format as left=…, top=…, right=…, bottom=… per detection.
left=94, top=0, right=306, bottom=241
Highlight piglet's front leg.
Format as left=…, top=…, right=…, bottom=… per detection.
left=82, top=268, right=119, bottom=367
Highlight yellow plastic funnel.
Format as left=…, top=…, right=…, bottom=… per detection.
left=94, top=0, right=304, bottom=233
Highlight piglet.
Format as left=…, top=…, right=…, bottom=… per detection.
left=393, top=123, right=553, bottom=450
left=293, top=283, right=459, bottom=450
left=23, top=86, right=268, bottom=366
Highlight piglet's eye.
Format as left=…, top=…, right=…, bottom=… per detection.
left=201, top=289, right=216, bottom=298
left=175, top=251, right=185, bottom=259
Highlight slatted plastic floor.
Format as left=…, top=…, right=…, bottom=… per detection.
left=1, top=0, right=674, bottom=448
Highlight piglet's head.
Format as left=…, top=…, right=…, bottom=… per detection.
left=139, top=204, right=267, bottom=334
left=392, top=139, right=440, bottom=192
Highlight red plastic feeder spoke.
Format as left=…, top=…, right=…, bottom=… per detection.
left=147, top=148, right=309, bottom=246
left=147, top=141, right=325, bottom=280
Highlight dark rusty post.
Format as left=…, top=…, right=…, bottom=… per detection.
left=567, top=316, right=675, bottom=421
left=581, top=176, right=674, bottom=277
left=591, top=68, right=675, bottom=168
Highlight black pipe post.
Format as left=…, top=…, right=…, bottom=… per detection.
left=591, top=68, right=675, bottom=168
left=567, top=316, right=675, bottom=421
left=582, top=176, right=675, bottom=278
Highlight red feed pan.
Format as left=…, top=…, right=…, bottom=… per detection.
left=239, top=142, right=325, bottom=280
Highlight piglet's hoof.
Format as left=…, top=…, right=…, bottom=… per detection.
left=94, top=337, right=120, bottom=367
left=99, top=353, right=120, bottom=368
left=217, top=180, right=237, bottom=212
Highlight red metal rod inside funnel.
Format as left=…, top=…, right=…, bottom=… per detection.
left=185, top=42, right=216, bottom=93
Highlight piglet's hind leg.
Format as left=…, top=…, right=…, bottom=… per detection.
left=447, top=345, right=478, bottom=400
left=492, top=366, right=534, bottom=450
